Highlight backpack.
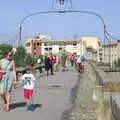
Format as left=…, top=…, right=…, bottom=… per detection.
left=81, top=56, right=85, bottom=62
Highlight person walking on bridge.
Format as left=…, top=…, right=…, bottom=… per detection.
left=0, top=50, right=17, bottom=112
left=21, top=65, right=36, bottom=111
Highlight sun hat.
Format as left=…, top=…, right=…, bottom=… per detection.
left=25, top=65, right=33, bottom=71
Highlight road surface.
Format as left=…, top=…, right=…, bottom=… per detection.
left=0, top=68, right=78, bottom=120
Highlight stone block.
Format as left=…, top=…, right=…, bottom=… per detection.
left=111, top=94, right=120, bottom=120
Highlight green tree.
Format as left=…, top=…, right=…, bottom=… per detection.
left=0, top=44, right=12, bottom=59
left=14, top=46, right=26, bottom=67
left=24, top=54, right=36, bottom=66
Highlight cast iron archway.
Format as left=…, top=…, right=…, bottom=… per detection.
left=19, top=10, right=108, bottom=45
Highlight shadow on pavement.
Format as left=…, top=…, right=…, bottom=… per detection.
left=10, top=102, right=26, bottom=110
left=9, top=102, right=42, bottom=110
left=33, top=104, right=42, bottom=109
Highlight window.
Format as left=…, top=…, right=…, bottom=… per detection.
left=49, top=48, right=52, bottom=51
left=44, top=48, right=52, bottom=51
left=44, top=43, right=48, bottom=46
left=45, top=48, right=49, bottom=51
left=59, top=48, right=62, bottom=50
left=37, top=43, right=40, bottom=46
left=73, top=43, right=77, bottom=46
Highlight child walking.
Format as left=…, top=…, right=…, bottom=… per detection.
left=21, top=65, right=36, bottom=111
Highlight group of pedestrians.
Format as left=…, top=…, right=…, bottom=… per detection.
left=37, top=53, right=60, bottom=76
left=0, top=50, right=37, bottom=112
left=68, top=54, right=86, bottom=72
left=0, top=49, right=85, bottom=112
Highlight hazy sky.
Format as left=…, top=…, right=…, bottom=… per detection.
left=0, top=0, right=120, bottom=45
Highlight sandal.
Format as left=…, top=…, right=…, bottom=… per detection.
left=3, top=104, right=7, bottom=110
left=4, top=105, right=9, bottom=112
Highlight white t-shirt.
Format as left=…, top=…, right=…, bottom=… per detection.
left=76, top=57, right=81, bottom=63
left=21, top=73, right=36, bottom=90
left=37, top=58, right=41, bottom=64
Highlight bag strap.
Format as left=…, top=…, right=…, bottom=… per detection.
left=4, top=61, right=11, bottom=71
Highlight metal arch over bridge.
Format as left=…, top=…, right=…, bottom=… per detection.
left=19, top=10, right=108, bottom=46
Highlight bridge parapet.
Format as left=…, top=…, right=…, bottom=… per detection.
left=91, top=61, right=120, bottom=120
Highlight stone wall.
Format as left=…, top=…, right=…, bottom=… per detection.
left=91, top=62, right=120, bottom=120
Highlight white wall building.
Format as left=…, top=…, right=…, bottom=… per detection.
left=25, top=35, right=100, bottom=61
left=41, top=39, right=86, bottom=56
left=101, top=41, right=120, bottom=65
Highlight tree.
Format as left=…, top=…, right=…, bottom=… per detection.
left=0, top=44, right=12, bottom=59
left=14, top=46, right=37, bottom=67
left=24, top=54, right=36, bottom=66
left=14, top=46, right=27, bottom=67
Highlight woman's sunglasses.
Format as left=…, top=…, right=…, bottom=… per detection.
left=8, top=54, right=13, bottom=57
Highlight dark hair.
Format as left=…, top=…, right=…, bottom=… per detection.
left=3, top=50, right=12, bottom=57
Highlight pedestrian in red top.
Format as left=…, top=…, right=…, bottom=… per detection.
left=53, top=55, right=59, bottom=72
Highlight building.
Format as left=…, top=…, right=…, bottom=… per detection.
left=25, top=38, right=42, bottom=55
left=80, top=37, right=100, bottom=49
left=80, top=37, right=100, bottom=61
left=25, top=35, right=87, bottom=56
left=86, top=46, right=98, bottom=61
left=25, top=35, right=100, bottom=61
left=41, top=39, right=86, bottom=56
left=101, top=41, right=120, bottom=65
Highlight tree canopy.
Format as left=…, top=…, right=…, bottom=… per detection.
left=14, top=46, right=27, bottom=67
left=0, top=44, right=12, bottom=59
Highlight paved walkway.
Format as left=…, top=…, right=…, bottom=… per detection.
left=0, top=68, right=78, bottom=120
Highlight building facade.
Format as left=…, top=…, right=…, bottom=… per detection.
left=81, top=37, right=100, bottom=61
left=25, top=35, right=87, bottom=56
left=41, top=39, right=87, bottom=56
left=25, top=38, right=42, bottom=55
left=25, top=35, right=100, bottom=61
left=86, top=46, right=98, bottom=61
left=101, top=41, right=120, bottom=65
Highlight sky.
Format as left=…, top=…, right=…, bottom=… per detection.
left=0, top=0, right=120, bottom=45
